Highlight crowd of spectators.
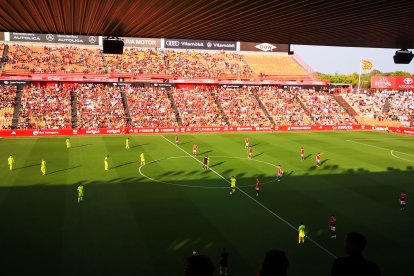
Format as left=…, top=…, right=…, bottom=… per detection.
left=341, top=91, right=388, bottom=119
left=125, top=86, right=177, bottom=128
left=19, top=84, right=71, bottom=129
left=0, top=84, right=17, bottom=129
left=386, top=90, right=414, bottom=126
left=172, top=87, right=227, bottom=126
left=215, top=87, right=270, bottom=126
left=164, top=50, right=254, bottom=79
left=255, top=86, right=312, bottom=125
left=298, top=90, right=355, bottom=125
left=6, top=44, right=106, bottom=74
left=76, top=83, right=126, bottom=128
left=106, top=48, right=169, bottom=74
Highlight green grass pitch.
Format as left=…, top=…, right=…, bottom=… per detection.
left=0, top=131, right=413, bottom=275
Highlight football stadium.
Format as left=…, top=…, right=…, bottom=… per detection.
left=0, top=1, right=413, bottom=275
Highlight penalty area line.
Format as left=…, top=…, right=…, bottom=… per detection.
left=160, top=135, right=337, bottom=259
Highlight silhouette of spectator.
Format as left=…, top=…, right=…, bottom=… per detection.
left=331, top=232, right=380, bottom=276
left=185, top=254, right=214, bottom=276
left=219, top=247, right=229, bottom=275
left=257, top=249, right=289, bottom=276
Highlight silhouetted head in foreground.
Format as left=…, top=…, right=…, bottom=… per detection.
left=185, top=254, right=214, bottom=276
left=259, top=249, right=289, bottom=276
left=345, top=232, right=367, bottom=256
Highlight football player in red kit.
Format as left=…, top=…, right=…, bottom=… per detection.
left=301, top=147, right=305, bottom=161
left=255, top=179, right=261, bottom=197
left=316, top=153, right=321, bottom=167
left=329, top=215, right=337, bottom=238
left=248, top=146, right=253, bottom=159
left=245, top=137, right=249, bottom=148
left=175, top=135, right=179, bottom=145
left=193, top=144, right=198, bottom=156
left=277, top=165, right=283, bottom=182
left=400, top=192, right=407, bottom=211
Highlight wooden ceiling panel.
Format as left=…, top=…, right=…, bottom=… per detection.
left=0, top=0, right=413, bottom=48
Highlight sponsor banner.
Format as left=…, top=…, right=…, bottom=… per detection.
left=164, top=38, right=237, bottom=51
left=2, top=125, right=414, bottom=137
left=2, top=80, right=28, bottom=85
left=9, top=32, right=99, bottom=45
left=121, top=37, right=161, bottom=48
left=240, top=42, right=289, bottom=52
left=153, top=83, right=175, bottom=87
left=371, top=76, right=414, bottom=89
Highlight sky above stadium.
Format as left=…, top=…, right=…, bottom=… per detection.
left=291, top=45, right=414, bottom=75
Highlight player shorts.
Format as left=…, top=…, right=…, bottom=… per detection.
left=193, top=150, right=197, bottom=154
left=301, top=154, right=304, bottom=157
left=299, top=232, right=305, bottom=238
left=330, top=226, right=336, bottom=231
left=245, top=143, right=249, bottom=147
left=401, top=200, right=406, bottom=205
left=256, top=188, right=259, bottom=191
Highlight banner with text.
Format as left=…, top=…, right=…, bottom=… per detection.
left=240, top=42, right=289, bottom=52
left=8, top=32, right=99, bottom=45
left=121, top=37, right=161, bottom=48
left=164, top=38, right=237, bottom=51
left=3, top=125, right=414, bottom=138
left=371, top=76, right=414, bottom=89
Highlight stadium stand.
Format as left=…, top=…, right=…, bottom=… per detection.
left=255, top=86, right=312, bottom=125
left=386, top=90, right=414, bottom=127
left=215, top=87, right=270, bottom=126
left=164, top=50, right=254, bottom=79
left=125, top=86, right=178, bottom=128
left=0, top=84, right=17, bottom=129
left=5, top=44, right=106, bottom=74
left=243, top=54, right=312, bottom=81
left=105, top=48, right=169, bottom=74
left=172, top=87, right=227, bottom=126
left=298, top=90, right=356, bottom=125
left=18, top=84, right=72, bottom=129
left=76, top=83, right=126, bottom=128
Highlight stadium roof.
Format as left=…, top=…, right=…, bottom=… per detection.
left=1, top=0, right=413, bottom=49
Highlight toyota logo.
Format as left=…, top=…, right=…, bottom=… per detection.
left=403, top=78, right=413, bottom=84
left=46, top=34, right=55, bottom=41
left=207, top=42, right=212, bottom=48
left=88, top=36, right=96, bottom=44
left=166, top=40, right=180, bottom=47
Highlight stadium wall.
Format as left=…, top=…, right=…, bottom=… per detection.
left=1, top=125, right=413, bottom=137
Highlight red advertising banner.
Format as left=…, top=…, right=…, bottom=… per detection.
left=371, top=76, right=414, bottom=89
left=3, top=124, right=413, bottom=138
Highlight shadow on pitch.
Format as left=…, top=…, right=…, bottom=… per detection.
left=320, top=159, right=329, bottom=166
left=199, top=150, right=213, bottom=155
left=251, top=143, right=259, bottom=147
left=304, top=154, right=312, bottom=160
left=14, top=163, right=40, bottom=170
left=131, top=144, right=148, bottom=149
left=286, top=171, right=294, bottom=177
left=253, top=152, right=264, bottom=158
left=180, top=141, right=191, bottom=146
left=71, top=144, right=93, bottom=149
left=112, top=162, right=135, bottom=169
left=48, top=165, right=81, bottom=175
left=210, top=161, right=225, bottom=168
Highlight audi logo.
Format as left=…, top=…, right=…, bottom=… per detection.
left=46, top=34, right=55, bottom=41
left=166, top=40, right=180, bottom=47
left=88, top=36, right=97, bottom=44
left=403, top=78, right=413, bottom=84
left=207, top=42, right=212, bottom=48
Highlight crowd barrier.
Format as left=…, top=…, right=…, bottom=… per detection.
left=0, top=125, right=413, bottom=137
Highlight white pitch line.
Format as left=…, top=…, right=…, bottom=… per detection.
left=346, top=140, right=414, bottom=157
left=161, top=135, right=337, bottom=259
left=390, top=151, right=414, bottom=163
